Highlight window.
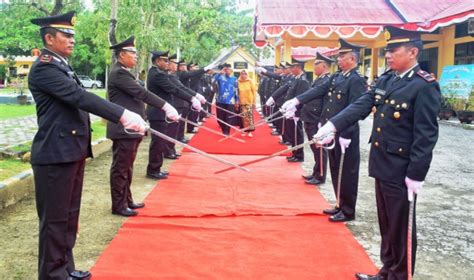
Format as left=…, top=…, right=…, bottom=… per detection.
left=419, top=47, right=438, bottom=75
left=22, top=64, right=29, bottom=69
left=455, top=42, right=474, bottom=65
left=455, top=22, right=468, bottom=38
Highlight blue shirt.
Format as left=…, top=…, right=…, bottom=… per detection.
left=214, top=74, right=238, bottom=104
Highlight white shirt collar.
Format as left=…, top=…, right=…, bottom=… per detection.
left=396, top=63, right=419, bottom=78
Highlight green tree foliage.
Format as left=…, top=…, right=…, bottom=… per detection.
left=0, top=0, right=256, bottom=79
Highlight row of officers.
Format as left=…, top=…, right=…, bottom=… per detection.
left=27, top=11, right=226, bottom=280
left=256, top=27, right=440, bottom=280
left=27, top=11, right=440, bottom=280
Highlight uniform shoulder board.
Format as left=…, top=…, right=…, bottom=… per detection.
left=39, top=54, right=53, bottom=63
left=417, top=70, right=436, bottom=82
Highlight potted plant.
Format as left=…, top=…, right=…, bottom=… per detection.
left=438, top=96, right=456, bottom=120
left=15, top=76, right=28, bottom=105
left=457, top=91, right=474, bottom=124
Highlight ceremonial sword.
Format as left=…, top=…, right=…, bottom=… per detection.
left=218, top=114, right=286, bottom=143
left=206, top=101, right=245, bottom=118
left=336, top=149, right=345, bottom=209
left=407, top=196, right=415, bottom=280
left=198, top=108, right=246, bottom=133
left=179, top=117, right=245, bottom=143
left=133, top=126, right=249, bottom=172
left=214, top=134, right=336, bottom=174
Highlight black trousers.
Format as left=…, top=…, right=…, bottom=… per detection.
left=273, top=106, right=283, bottom=134
left=110, top=138, right=142, bottom=212
left=165, top=120, right=178, bottom=156
left=186, top=108, right=200, bottom=133
left=147, top=120, right=168, bottom=174
left=285, top=118, right=304, bottom=159
left=33, top=160, right=86, bottom=280
left=177, top=107, right=189, bottom=141
left=215, top=102, right=236, bottom=135
left=328, top=130, right=360, bottom=218
left=375, top=179, right=417, bottom=280
left=304, top=122, right=327, bottom=180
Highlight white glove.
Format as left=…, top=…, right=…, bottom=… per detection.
left=283, top=107, right=296, bottom=119
left=120, top=109, right=147, bottom=135
left=191, top=97, right=202, bottom=111
left=204, top=62, right=217, bottom=71
left=313, top=121, right=336, bottom=145
left=318, top=122, right=322, bottom=129
left=265, top=97, right=275, bottom=106
left=281, top=98, right=299, bottom=112
left=405, top=177, right=423, bottom=201
left=339, top=137, right=351, bottom=153
left=195, top=93, right=206, bottom=104
left=256, top=67, right=267, bottom=74
left=162, top=103, right=179, bottom=121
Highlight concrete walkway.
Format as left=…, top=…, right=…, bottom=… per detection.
left=0, top=114, right=101, bottom=151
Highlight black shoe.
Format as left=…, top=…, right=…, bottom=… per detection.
left=286, top=156, right=294, bottom=160
left=322, top=207, right=340, bottom=215
left=175, top=153, right=181, bottom=158
left=305, top=178, right=325, bottom=185
left=146, top=172, right=168, bottom=180
left=68, top=270, right=91, bottom=280
left=355, top=272, right=385, bottom=280
left=271, top=131, right=281, bottom=136
left=129, top=202, right=145, bottom=209
left=164, top=154, right=179, bottom=160
left=161, top=171, right=169, bottom=176
left=179, top=138, right=189, bottom=143
left=112, top=208, right=138, bottom=217
left=301, top=174, right=314, bottom=180
left=187, top=130, right=197, bottom=134
left=329, top=211, right=354, bottom=222
left=287, top=157, right=304, bottom=162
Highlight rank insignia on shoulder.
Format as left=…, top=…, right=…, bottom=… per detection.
left=375, top=88, right=386, bottom=96
left=39, top=55, right=53, bottom=63
left=417, top=70, right=436, bottom=82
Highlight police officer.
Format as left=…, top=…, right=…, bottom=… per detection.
left=282, top=38, right=367, bottom=222
left=28, top=11, right=146, bottom=280
left=315, top=26, right=441, bottom=280
left=300, top=52, right=333, bottom=185
left=282, top=59, right=310, bottom=162
left=107, top=37, right=179, bottom=217
left=146, top=51, right=203, bottom=179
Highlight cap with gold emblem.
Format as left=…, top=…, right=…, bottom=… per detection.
left=169, top=54, right=178, bottom=63
left=151, top=50, right=169, bottom=62
left=289, top=58, right=305, bottom=68
left=31, top=11, right=76, bottom=35
left=384, top=26, right=425, bottom=51
left=109, top=36, right=136, bottom=52
left=338, top=38, right=365, bottom=54
left=315, top=52, right=334, bottom=64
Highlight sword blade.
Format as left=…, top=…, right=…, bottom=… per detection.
left=147, top=126, right=249, bottom=172
left=214, top=139, right=315, bottom=174
left=203, top=109, right=245, bottom=133
left=336, top=150, right=345, bottom=208
left=319, top=146, right=323, bottom=177
left=181, top=117, right=245, bottom=143
left=217, top=114, right=285, bottom=143
left=208, top=101, right=245, bottom=118
left=407, top=198, right=415, bottom=280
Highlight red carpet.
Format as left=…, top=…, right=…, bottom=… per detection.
left=92, top=216, right=377, bottom=280
left=91, top=112, right=377, bottom=279
left=131, top=153, right=329, bottom=217
left=183, top=111, right=290, bottom=156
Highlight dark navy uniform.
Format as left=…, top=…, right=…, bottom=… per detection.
left=298, top=67, right=367, bottom=219
left=107, top=55, right=165, bottom=213
left=146, top=61, right=194, bottom=176
left=283, top=71, right=309, bottom=160
left=331, top=65, right=440, bottom=280
left=270, top=74, right=294, bottom=143
left=300, top=72, right=331, bottom=181
left=29, top=46, right=124, bottom=279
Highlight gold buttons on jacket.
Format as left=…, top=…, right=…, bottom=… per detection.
left=374, top=141, right=379, bottom=147
left=337, top=94, right=341, bottom=100
left=327, top=108, right=330, bottom=112
left=376, top=127, right=381, bottom=133
left=398, top=148, right=403, bottom=152
left=402, top=103, right=408, bottom=109
left=390, top=100, right=395, bottom=105
left=385, top=99, right=389, bottom=104
left=393, top=112, right=401, bottom=119
left=380, top=113, right=385, bottom=118
left=375, top=95, right=381, bottom=100
left=396, top=104, right=400, bottom=109
left=328, top=92, right=332, bottom=97
left=72, top=130, right=76, bottom=135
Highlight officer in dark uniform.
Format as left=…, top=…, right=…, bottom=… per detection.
left=28, top=11, right=147, bottom=280
left=300, top=52, right=333, bottom=185
left=282, top=59, right=310, bottom=162
left=283, top=38, right=367, bottom=222
left=107, top=37, right=179, bottom=217
left=264, top=63, right=294, bottom=144
left=316, top=26, right=441, bottom=280
left=146, top=51, right=205, bottom=179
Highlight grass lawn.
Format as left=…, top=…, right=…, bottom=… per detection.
left=0, top=158, right=30, bottom=181
left=91, top=119, right=107, bottom=141
left=0, top=104, right=36, bottom=120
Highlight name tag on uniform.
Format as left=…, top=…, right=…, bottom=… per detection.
left=375, top=88, right=386, bottom=96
